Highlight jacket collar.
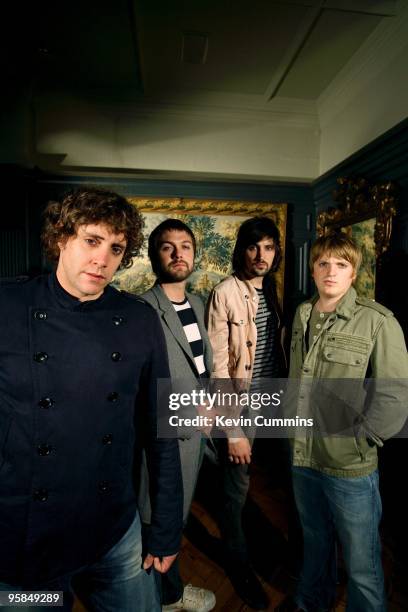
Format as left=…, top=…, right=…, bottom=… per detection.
left=148, top=283, right=211, bottom=376
left=300, top=286, right=357, bottom=326
left=150, top=282, right=197, bottom=363
left=233, top=274, right=259, bottom=301
left=150, top=282, right=174, bottom=313
left=48, top=272, right=110, bottom=311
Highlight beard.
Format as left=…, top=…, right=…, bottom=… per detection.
left=158, top=261, right=193, bottom=283
left=246, top=262, right=271, bottom=278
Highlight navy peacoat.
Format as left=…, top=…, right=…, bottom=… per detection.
left=0, top=273, right=183, bottom=586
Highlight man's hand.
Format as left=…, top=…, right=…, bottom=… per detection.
left=143, top=552, right=178, bottom=573
left=228, top=437, right=252, bottom=464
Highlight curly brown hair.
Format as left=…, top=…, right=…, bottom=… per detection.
left=42, top=187, right=144, bottom=269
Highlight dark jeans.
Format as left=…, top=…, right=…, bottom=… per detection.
left=216, top=436, right=253, bottom=565
left=218, top=437, right=302, bottom=571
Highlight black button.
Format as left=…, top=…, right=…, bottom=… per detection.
left=33, top=311, right=47, bottom=321
left=107, top=392, right=119, bottom=402
left=246, top=341, right=252, bottom=347
left=245, top=365, right=251, bottom=370
left=303, top=367, right=310, bottom=373
left=99, top=481, right=110, bottom=494
left=111, top=352, right=122, bottom=362
left=112, top=316, right=125, bottom=326
left=34, top=352, right=48, bottom=363
left=33, top=488, right=48, bottom=502
left=37, top=444, right=53, bottom=456
left=38, top=397, right=54, bottom=409
left=102, top=434, right=113, bottom=445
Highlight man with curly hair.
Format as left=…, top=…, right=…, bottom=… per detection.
left=0, top=188, right=183, bottom=611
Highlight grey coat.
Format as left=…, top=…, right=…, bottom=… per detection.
left=139, top=284, right=213, bottom=521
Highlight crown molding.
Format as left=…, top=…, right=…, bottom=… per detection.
left=36, top=90, right=319, bottom=129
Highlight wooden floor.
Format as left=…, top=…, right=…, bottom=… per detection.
left=75, top=452, right=408, bottom=611
left=177, top=456, right=408, bottom=612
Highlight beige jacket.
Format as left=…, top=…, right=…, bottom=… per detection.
left=206, top=275, right=260, bottom=381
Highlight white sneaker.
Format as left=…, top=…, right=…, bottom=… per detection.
left=162, top=584, right=216, bottom=612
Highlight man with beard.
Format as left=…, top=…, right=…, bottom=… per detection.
left=206, top=217, right=287, bottom=610
left=139, top=219, right=216, bottom=612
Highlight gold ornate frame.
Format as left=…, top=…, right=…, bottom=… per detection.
left=316, top=177, right=398, bottom=298
left=317, top=178, right=398, bottom=259
left=116, top=197, right=287, bottom=307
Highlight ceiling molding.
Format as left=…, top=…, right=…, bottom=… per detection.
left=119, top=98, right=318, bottom=128
left=37, top=91, right=319, bottom=129
left=318, top=1, right=408, bottom=127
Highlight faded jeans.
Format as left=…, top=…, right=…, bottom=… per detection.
left=292, top=467, right=386, bottom=612
left=0, top=511, right=160, bottom=612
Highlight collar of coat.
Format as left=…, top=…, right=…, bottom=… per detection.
left=149, top=281, right=189, bottom=312
left=49, top=272, right=111, bottom=310
left=300, top=286, right=358, bottom=326
left=232, top=274, right=260, bottom=302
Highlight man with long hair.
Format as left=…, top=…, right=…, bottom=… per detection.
left=206, top=216, right=286, bottom=610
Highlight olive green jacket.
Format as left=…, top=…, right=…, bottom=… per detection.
left=289, top=287, right=408, bottom=477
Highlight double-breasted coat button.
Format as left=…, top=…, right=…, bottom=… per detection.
left=102, top=434, right=113, bottom=445
left=112, top=316, right=125, bottom=326
left=34, top=352, right=48, bottom=363
left=245, top=365, right=251, bottom=370
left=33, top=488, right=48, bottom=502
left=107, top=392, right=119, bottom=402
left=246, top=341, right=252, bottom=347
left=99, top=481, right=110, bottom=494
left=111, top=352, right=122, bottom=362
left=38, top=397, right=54, bottom=409
left=37, top=444, right=53, bottom=456
left=33, top=310, right=47, bottom=321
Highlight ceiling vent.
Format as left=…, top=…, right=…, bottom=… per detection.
left=181, top=32, right=209, bottom=64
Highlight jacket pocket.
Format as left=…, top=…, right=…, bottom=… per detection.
left=322, top=346, right=365, bottom=367
left=312, top=435, right=366, bottom=470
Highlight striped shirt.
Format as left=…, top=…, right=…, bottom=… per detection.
left=172, top=298, right=207, bottom=376
left=252, top=288, right=281, bottom=379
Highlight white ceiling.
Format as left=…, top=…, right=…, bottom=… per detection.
left=31, top=0, right=397, bottom=107
left=134, top=0, right=395, bottom=103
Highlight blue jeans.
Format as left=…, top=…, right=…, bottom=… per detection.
left=292, top=467, right=386, bottom=612
left=0, top=512, right=160, bottom=612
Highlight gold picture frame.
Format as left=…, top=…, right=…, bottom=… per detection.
left=316, top=178, right=398, bottom=298
left=113, top=198, right=287, bottom=307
